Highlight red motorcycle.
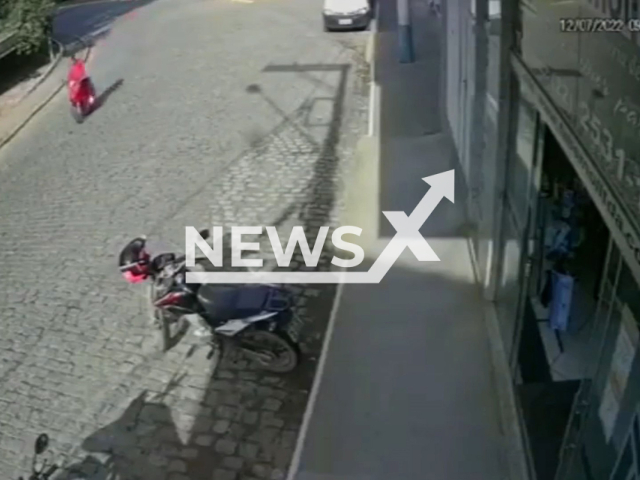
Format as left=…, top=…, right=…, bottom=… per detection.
left=67, top=57, right=96, bottom=124
left=68, top=77, right=96, bottom=123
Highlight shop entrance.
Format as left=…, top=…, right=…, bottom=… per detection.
left=514, top=125, right=610, bottom=480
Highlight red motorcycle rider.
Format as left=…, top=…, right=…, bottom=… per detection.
left=67, top=54, right=95, bottom=109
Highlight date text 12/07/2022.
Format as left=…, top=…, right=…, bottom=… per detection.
left=560, top=18, right=640, bottom=33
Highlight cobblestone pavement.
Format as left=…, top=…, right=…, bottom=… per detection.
left=0, top=0, right=369, bottom=476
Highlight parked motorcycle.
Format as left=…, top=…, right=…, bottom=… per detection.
left=18, top=434, right=58, bottom=480
left=68, top=77, right=96, bottom=124
left=118, top=230, right=300, bottom=373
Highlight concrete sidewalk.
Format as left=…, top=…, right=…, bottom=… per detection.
left=287, top=0, right=513, bottom=479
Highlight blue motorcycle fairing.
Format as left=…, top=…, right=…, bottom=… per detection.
left=197, top=284, right=291, bottom=323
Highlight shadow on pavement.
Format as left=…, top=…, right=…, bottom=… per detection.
left=60, top=379, right=186, bottom=480
left=92, top=77, right=124, bottom=113
left=0, top=51, right=50, bottom=102
left=243, top=63, right=351, bottom=356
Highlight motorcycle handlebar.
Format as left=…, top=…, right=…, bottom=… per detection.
left=173, top=255, right=210, bottom=268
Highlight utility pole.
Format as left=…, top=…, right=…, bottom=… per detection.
left=397, top=0, right=414, bottom=63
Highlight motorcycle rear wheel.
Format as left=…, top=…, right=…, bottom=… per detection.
left=238, top=329, right=300, bottom=373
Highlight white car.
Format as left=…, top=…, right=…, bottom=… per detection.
left=323, top=0, right=371, bottom=31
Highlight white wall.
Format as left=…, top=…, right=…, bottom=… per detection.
left=445, top=0, right=504, bottom=299
left=446, top=0, right=461, bottom=149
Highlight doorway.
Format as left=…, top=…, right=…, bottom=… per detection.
left=514, top=125, right=611, bottom=480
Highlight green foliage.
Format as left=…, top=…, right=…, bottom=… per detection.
left=1, top=0, right=55, bottom=54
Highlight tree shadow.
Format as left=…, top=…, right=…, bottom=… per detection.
left=195, top=62, right=354, bottom=400
left=0, top=50, right=50, bottom=103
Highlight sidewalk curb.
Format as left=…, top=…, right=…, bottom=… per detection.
left=342, top=1, right=381, bottom=248
left=340, top=135, right=380, bottom=250
left=56, top=0, right=130, bottom=12
left=0, top=40, right=91, bottom=152
left=364, top=4, right=378, bottom=66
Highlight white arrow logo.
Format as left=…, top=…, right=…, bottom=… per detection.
left=185, top=169, right=455, bottom=284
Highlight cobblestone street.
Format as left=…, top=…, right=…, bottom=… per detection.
left=0, top=0, right=369, bottom=477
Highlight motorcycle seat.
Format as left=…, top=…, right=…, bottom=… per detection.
left=197, top=284, right=278, bottom=322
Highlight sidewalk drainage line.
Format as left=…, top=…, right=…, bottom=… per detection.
left=0, top=37, right=92, bottom=153
left=285, top=276, right=346, bottom=480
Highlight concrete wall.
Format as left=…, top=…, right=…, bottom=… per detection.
left=443, top=0, right=497, bottom=298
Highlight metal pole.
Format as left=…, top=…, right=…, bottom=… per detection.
left=397, top=0, right=414, bottom=63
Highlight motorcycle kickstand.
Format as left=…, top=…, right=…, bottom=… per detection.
left=207, top=336, right=223, bottom=360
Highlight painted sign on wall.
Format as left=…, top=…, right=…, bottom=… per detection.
left=517, top=0, right=640, bottom=238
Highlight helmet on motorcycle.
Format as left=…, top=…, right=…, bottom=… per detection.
left=118, top=237, right=150, bottom=283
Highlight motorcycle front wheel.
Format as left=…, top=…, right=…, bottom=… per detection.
left=238, top=329, right=300, bottom=373
left=148, top=283, right=186, bottom=352
left=156, top=308, right=185, bottom=352
left=70, top=104, right=84, bottom=124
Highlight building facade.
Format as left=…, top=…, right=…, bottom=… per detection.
left=443, top=0, right=640, bottom=479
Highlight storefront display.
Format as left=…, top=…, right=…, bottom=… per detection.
left=548, top=270, right=574, bottom=332
left=444, top=1, right=640, bottom=478
left=512, top=120, right=612, bottom=480
left=508, top=20, right=640, bottom=477
left=533, top=162, right=596, bottom=338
